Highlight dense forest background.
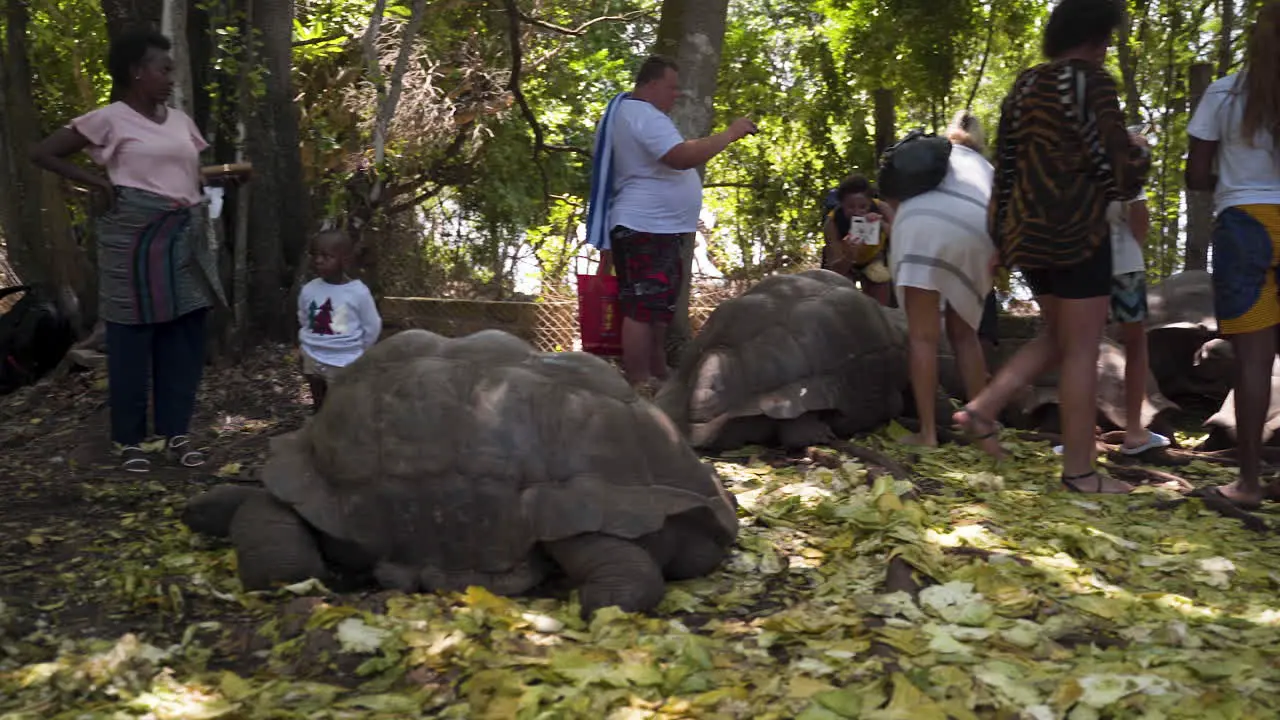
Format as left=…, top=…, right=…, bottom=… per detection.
left=0, top=0, right=1262, bottom=350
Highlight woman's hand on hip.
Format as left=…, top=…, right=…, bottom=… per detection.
left=92, top=180, right=117, bottom=216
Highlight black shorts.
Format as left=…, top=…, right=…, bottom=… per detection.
left=1018, top=239, right=1112, bottom=300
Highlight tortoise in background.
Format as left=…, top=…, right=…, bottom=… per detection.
left=656, top=269, right=908, bottom=450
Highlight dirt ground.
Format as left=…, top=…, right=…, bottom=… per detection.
left=0, top=344, right=316, bottom=677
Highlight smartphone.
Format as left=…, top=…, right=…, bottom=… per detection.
left=849, top=216, right=880, bottom=246
left=1127, top=123, right=1156, bottom=147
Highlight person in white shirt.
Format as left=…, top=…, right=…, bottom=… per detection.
left=604, top=56, right=756, bottom=395
left=1186, top=1, right=1280, bottom=509
left=888, top=111, right=997, bottom=449
left=297, top=231, right=382, bottom=410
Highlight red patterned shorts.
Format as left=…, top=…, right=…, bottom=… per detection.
left=610, top=226, right=689, bottom=324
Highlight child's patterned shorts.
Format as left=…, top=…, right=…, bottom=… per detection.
left=1109, top=271, right=1148, bottom=325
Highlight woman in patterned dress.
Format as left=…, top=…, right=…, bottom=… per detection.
left=951, top=0, right=1151, bottom=494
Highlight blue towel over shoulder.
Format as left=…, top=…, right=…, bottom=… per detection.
left=584, top=91, right=631, bottom=251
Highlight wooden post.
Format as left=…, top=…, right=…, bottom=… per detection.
left=873, top=88, right=895, bottom=159
left=1185, top=62, right=1214, bottom=272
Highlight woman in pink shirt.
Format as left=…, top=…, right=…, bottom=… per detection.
left=31, top=30, right=235, bottom=472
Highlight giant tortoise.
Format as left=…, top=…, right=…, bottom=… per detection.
left=1200, top=362, right=1280, bottom=450
left=1134, top=270, right=1227, bottom=401
left=1009, top=337, right=1179, bottom=438
left=656, top=269, right=908, bottom=450
left=183, top=329, right=739, bottom=617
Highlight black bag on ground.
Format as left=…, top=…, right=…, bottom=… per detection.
left=876, top=129, right=952, bottom=201
left=0, top=284, right=76, bottom=394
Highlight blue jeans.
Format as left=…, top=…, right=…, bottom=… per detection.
left=105, top=308, right=208, bottom=446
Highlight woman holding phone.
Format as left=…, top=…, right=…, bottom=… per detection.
left=821, top=174, right=895, bottom=306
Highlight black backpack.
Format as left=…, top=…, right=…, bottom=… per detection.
left=877, top=129, right=952, bottom=201
left=0, top=284, right=75, bottom=394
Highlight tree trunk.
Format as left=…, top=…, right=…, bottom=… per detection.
left=161, top=0, right=194, bottom=116
left=1185, top=62, right=1214, bottom=272
left=652, top=0, right=730, bottom=364
left=873, top=88, right=895, bottom=158
left=1, top=0, right=50, bottom=284
left=1217, top=0, right=1235, bottom=78
left=245, top=0, right=307, bottom=338
left=0, top=0, right=91, bottom=325
left=1115, top=3, right=1145, bottom=125
left=98, top=0, right=164, bottom=40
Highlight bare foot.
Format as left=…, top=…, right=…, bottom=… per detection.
left=952, top=407, right=1006, bottom=459
left=1215, top=481, right=1267, bottom=508
left=1061, top=471, right=1133, bottom=495
left=900, top=433, right=938, bottom=448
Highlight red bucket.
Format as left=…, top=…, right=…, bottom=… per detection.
left=576, top=273, right=622, bottom=357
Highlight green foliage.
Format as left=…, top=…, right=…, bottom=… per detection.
left=22, top=0, right=109, bottom=130
left=7, top=0, right=1256, bottom=293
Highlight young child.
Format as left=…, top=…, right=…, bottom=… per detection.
left=1054, top=191, right=1170, bottom=456
left=821, top=174, right=895, bottom=306
left=297, top=230, right=382, bottom=411
left=1106, top=192, right=1172, bottom=454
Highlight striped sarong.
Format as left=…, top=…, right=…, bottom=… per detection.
left=96, top=186, right=223, bottom=325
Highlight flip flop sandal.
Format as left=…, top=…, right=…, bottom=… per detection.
left=1120, top=432, right=1172, bottom=456
left=167, top=435, right=206, bottom=468
left=1061, top=470, right=1131, bottom=495
left=120, top=445, right=150, bottom=473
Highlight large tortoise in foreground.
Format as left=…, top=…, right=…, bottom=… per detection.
left=656, top=269, right=908, bottom=450
left=183, top=329, right=739, bottom=617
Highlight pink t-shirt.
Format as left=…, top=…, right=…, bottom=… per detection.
left=70, top=102, right=208, bottom=205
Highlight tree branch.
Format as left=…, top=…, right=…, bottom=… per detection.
left=292, top=33, right=348, bottom=48
left=965, top=0, right=997, bottom=110
left=517, top=8, right=652, bottom=36
left=502, top=0, right=546, bottom=176
left=386, top=183, right=445, bottom=215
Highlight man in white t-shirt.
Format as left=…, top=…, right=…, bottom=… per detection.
left=1185, top=7, right=1280, bottom=511
left=604, top=56, right=756, bottom=394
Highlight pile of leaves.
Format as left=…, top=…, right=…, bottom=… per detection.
left=4, top=420, right=1280, bottom=718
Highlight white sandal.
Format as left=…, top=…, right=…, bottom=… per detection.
left=167, top=435, right=206, bottom=468
left=120, top=445, right=150, bottom=473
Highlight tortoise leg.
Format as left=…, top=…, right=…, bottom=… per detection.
left=182, top=485, right=267, bottom=538
left=229, top=491, right=327, bottom=591
left=372, top=561, right=422, bottom=592
left=777, top=413, right=835, bottom=449
left=543, top=533, right=665, bottom=618
left=639, top=514, right=729, bottom=581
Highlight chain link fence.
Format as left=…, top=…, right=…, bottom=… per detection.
left=0, top=243, right=22, bottom=313
left=380, top=276, right=751, bottom=353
